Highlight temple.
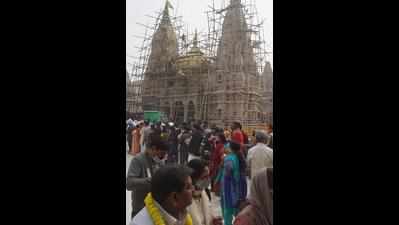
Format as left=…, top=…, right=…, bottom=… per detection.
left=130, top=0, right=273, bottom=128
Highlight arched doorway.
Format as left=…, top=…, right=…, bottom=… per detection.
left=187, top=101, right=195, bottom=123
left=174, top=101, right=184, bottom=124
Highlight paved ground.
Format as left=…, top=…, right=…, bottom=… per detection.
left=126, top=151, right=133, bottom=225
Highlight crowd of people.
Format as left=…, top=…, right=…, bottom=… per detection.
left=126, top=119, right=273, bottom=225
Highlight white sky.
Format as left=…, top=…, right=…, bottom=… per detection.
left=126, top=0, right=273, bottom=74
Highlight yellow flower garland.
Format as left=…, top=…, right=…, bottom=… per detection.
left=145, top=192, right=193, bottom=225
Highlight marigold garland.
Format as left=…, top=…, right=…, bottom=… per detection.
left=144, top=192, right=193, bottom=225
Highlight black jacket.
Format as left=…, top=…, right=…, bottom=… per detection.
left=189, top=129, right=203, bottom=156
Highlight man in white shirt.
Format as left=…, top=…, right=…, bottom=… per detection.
left=247, top=130, right=273, bottom=179
left=130, top=165, right=194, bottom=225
left=140, top=120, right=151, bottom=152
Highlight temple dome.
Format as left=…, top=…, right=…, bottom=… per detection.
left=176, top=30, right=208, bottom=71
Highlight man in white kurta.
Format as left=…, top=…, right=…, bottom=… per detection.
left=130, top=200, right=188, bottom=225
left=130, top=207, right=153, bottom=225
left=247, top=130, right=273, bottom=179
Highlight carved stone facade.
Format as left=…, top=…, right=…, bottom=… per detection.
left=260, top=61, right=273, bottom=125
left=139, top=0, right=272, bottom=128
left=127, top=78, right=142, bottom=114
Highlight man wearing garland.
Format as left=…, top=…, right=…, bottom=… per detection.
left=130, top=165, right=194, bottom=225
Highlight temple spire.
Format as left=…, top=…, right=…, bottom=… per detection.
left=230, top=0, right=242, bottom=6
left=215, top=0, right=256, bottom=73
left=161, top=0, right=173, bottom=22
left=165, top=0, right=173, bottom=10
left=145, top=0, right=177, bottom=73
left=187, top=28, right=202, bottom=55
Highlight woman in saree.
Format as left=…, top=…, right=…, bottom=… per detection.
left=215, top=141, right=247, bottom=225
left=233, top=167, right=273, bottom=225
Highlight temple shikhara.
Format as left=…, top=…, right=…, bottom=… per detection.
left=127, top=0, right=272, bottom=130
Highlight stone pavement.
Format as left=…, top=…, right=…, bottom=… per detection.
left=126, top=151, right=133, bottom=225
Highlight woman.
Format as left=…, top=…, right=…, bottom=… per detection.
left=131, top=124, right=141, bottom=155
left=209, top=133, right=226, bottom=186
left=215, top=141, right=247, bottom=225
left=187, top=159, right=222, bottom=225
left=234, top=167, right=273, bottom=225
left=230, top=122, right=244, bottom=147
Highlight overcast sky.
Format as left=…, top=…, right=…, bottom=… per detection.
left=126, top=0, right=273, bottom=74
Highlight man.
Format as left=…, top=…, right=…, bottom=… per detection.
left=246, top=130, right=273, bottom=179
left=201, top=121, right=209, bottom=131
left=130, top=165, right=194, bottom=225
left=200, top=128, right=213, bottom=162
left=148, top=122, right=162, bottom=145
left=126, top=138, right=169, bottom=218
left=266, top=124, right=273, bottom=149
left=127, top=119, right=135, bottom=153
left=140, top=120, right=151, bottom=152
left=188, top=124, right=204, bottom=162
left=167, top=125, right=178, bottom=164
left=178, top=126, right=191, bottom=164
left=160, top=123, right=169, bottom=141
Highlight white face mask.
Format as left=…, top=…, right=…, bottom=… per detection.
left=195, top=178, right=210, bottom=190
left=153, top=154, right=168, bottom=165
left=152, top=156, right=161, bottom=163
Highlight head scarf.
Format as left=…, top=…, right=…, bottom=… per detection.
left=248, top=167, right=273, bottom=225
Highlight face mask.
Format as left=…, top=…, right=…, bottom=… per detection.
left=195, top=178, right=210, bottom=190
left=153, top=154, right=167, bottom=165
left=152, top=156, right=161, bottom=163
left=193, top=190, right=202, bottom=198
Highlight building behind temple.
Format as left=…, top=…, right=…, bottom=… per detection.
left=127, top=0, right=272, bottom=129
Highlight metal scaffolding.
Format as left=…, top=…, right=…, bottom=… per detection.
left=127, top=0, right=272, bottom=129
